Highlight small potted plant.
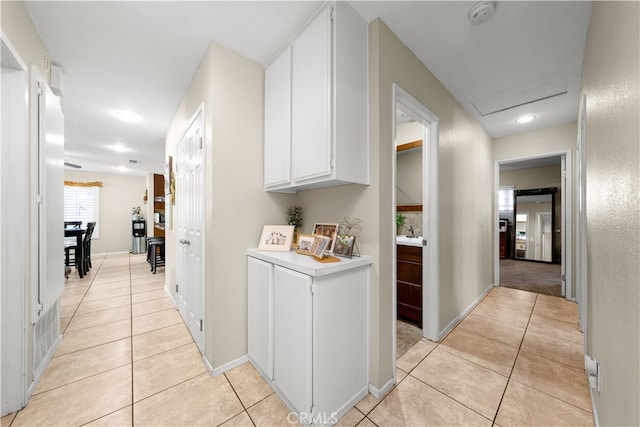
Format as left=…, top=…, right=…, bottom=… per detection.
left=396, top=213, right=406, bottom=235
left=286, top=206, right=303, bottom=246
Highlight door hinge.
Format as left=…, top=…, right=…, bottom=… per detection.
left=329, top=6, right=335, bottom=21
left=199, top=319, right=203, bottom=331
left=36, top=82, right=43, bottom=95
left=176, top=283, right=179, bottom=293
left=562, top=274, right=566, bottom=282
left=330, top=155, right=334, bottom=170
left=423, top=239, right=427, bottom=247
left=199, top=136, right=203, bottom=149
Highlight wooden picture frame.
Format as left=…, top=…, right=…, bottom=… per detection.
left=296, top=234, right=316, bottom=256
left=258, top=225, right=294, bottom=251
left=334, top=234, right=356, bottom=258
left=310, top=235, right=331, bottom=259
left=312, top=223, right=339, bottom=254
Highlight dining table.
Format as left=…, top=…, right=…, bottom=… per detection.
left=65, top=226, right=86, bottom=278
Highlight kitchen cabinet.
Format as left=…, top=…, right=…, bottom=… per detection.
left=264, top=1, right=368, bottom=192
left=247, top=249, right=371, bottom=425
left=397, top=244, right=422, bottom=328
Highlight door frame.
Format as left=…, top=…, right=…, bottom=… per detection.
left=392, top=84, right=440, bottom=372
left=1, top=32, right=29, bottom=415
left=494, top=149, right=573, bottom=300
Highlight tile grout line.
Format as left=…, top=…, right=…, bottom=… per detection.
left=491, top=293, right=539, bottom=425
left=61, top=256, right=105, bottom=335
left=221, top=372, right=257, bottom=427
left=129, top=252, right=135, bottom=426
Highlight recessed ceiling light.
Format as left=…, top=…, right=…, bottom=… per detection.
left=515, top=114, right=536, bottom=124
left=111, top=143, right=130, bottom=153
left=114, top=166, right=129, bottom=173
left=115, top=111, right=141, bottom=122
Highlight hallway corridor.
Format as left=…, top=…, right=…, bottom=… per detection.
left=2, top=253, right=592, bottom=426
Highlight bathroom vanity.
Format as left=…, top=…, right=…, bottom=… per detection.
left=247, top=249, right=371, bottom=425
left=396, top=240, right=423, bottom=328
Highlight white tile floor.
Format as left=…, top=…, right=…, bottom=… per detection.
left=1, top=253, right=593, bottom=426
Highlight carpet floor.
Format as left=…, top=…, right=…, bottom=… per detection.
left=397, top=319, right=423, bottom=358
left=499, top=259, right=562, bottom=296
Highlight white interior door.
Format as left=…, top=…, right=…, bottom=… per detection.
left=176, top=109, right=204, bottom=352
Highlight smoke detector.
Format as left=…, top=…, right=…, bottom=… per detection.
left=468, top=1, right=497, bottom=25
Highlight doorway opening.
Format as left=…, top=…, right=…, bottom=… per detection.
left=392, top=84, right=439, bottom=373
left=494, top=153, right=572, bottom=299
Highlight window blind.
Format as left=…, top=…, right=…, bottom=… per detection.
left=63, top=185, right=99, bottom=238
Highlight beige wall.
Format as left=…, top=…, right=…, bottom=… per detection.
left=1, top=1, right=50, bottom=83
left=493, top=122, right=576, bottom=161
left=165, top=42, right=296, bottom=369
left=299, top=19, right=494, bottom=390
left=64, top=170, right=146, bottom=254
left=500, top=165, right=562, bottom=189
left=581, top=2, right=640, bottom=425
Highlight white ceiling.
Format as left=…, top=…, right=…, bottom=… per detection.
left=23, top=1, right=591, bottom=176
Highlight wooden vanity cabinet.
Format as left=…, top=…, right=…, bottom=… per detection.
left=397, top=245, right=422, bottom=328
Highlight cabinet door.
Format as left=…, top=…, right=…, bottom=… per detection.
left=273, top=266, right=312, bottom=414
left=291, top=5, right=332, bottom=183
left=248, top=257, right=273, bottom=379
left=264, top=46, right=292, bottom=188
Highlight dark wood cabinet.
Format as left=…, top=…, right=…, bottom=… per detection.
left=153, top=174, right=165, bottom=237
left=397, top=245, right=422, bottom=328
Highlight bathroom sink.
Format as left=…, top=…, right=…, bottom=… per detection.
left=396, top=235, right=423, bottom=247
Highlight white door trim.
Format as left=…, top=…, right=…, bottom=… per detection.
left=392, top=84, right=440, bottom=376
left=1, top=32, right=29, bottom=416
left=576, top=94, right=588, bottom=339
left=494, top=149, right=572, bottom=300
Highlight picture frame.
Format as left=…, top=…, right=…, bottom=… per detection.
left=334, top=234, right=356, bottom=258
left=310, top=235, right=331, bottom=259
left=296, top=234, right=316, bottom=256
left=258, top=225, right=295, bottom=251
left=312, top=223, right=339, bottom=254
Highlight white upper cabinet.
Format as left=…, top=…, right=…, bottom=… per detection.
left=264, top=2, right=368, bottom=193
left=264, top=46, right=292, bottom=188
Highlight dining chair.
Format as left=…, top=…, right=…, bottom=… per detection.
left=82, top=222, right=96, bottom=273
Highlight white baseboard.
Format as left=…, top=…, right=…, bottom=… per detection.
left=164, top=286, right=176, bottom=307
left=205, top=354, right=249, bottom=378
left=438, top=283, right=493, bottom=341
left=369, top=376, right=395, bottom=400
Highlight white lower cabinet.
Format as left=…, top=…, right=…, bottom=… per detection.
left=247, top=250, right=370, bottom=426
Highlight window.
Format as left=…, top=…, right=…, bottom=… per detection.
left=64, top=185, right=99, bottom=238
left=498, top=186, right=514, bottom=213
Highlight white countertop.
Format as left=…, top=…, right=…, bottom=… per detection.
left=396, top=235, right=423, bottom=247
left=247, top=248, right=372, bottom=277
